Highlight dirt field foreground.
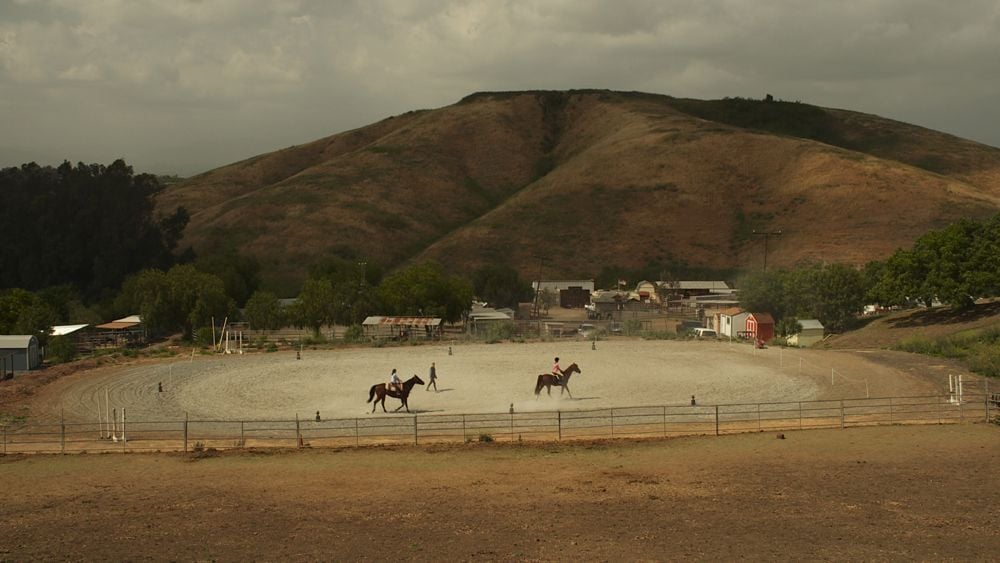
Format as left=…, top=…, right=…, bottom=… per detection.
left=1, top=424, right=998, bottom=561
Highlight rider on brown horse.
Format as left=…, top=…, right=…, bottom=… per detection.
left=552, top=357, right=565, bottom=385
left=389, top=368, right=402, bottom=394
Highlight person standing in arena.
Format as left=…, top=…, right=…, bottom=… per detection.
left=426, top=362, right=439, bottom=392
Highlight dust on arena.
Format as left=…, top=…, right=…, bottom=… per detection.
left=38, top=339, right=942, bottom=424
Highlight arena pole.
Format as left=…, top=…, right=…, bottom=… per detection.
left=715, top=405, right=719, bottom=436
left=413, top=415, right=418, bottom=446
left=183, top=412, right=188, bottom=453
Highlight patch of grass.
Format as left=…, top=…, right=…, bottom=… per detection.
left=893, top=325, right=1000, bottom=377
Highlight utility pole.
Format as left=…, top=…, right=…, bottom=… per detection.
left=752, top=230, right=782, bottom=272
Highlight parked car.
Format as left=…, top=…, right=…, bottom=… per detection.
left=577, top=323, right=597, bottom=337
left=691, top=328, right=718, bottom=339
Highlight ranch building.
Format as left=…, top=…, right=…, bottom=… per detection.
left=714, top=308, right=750, bottom=339
left=532, top=280, right=595, bottom=308
left=0, top=335, right=42, bottom=373
left=362, top=316, right=443, bottom=341
left=745, top=312, right=775, bottom=342
left=788, top=319, right=825, bottom=347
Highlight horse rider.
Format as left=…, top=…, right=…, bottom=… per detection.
left=552, top=357, right=565, bottom=385
left=389, top=368, right=402, bottom=394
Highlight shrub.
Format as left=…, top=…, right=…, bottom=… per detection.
left=481, top=321, right=516, bottom=343
left=478, top=433, right=494, bottom=443
left=46, top=335, right=77, bottom=363
left=343, top=325, right=364, bottom=343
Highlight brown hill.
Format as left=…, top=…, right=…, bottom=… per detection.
left=155, top=90, right=1000, bottom=292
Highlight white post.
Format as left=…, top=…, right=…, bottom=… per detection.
left=121, top=408, right=126, bottom=444
left=958, top=375, right=963, bottom=404
left=111, top=407, right=118, bottom=442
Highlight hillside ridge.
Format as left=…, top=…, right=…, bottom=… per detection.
left=155, top=90, right=1000, bottom=293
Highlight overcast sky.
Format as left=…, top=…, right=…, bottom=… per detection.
left=2, top=0, right=999, bottom=176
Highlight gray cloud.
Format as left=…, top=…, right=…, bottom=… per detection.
left=2, top=0, right=998, bottom=175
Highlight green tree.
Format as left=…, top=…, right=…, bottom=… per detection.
left=378, top=262, right=473, bottom=323
left=472, top=264, right=533, bottom=308
left=115, top=265, right=233, bottom=339
left=292, top=278, right=337, bottom=333
left=194, top=251, right=261, bottom=307
left=0, top=288, right=58, bottom=343
left=244, top=290, right=285, bottom=331
left=736, top=270, right=789, bottom=320
left=0, top=160, right=190, bottom=299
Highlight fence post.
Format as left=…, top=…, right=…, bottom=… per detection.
left=295, top=414, right=302, bottom=448
left=60, top=410, right=65, bottom=455
left=757, top=403, right=761, bottom=432
left=959, top=393, right=964, bottom=421
left=240, top=421, right=245, bottom=448
left=715, top=405, right=719, bottom=436
left=122, top=408, right=127, bottom=453
left=840, top=400, right=845, bottom=429
left=414, top=415, right=418, bottom=446
left=183, top=413, right=188, bottom=453
left=798, top=402, right=803, bottom=430
left=509, top=412, right=514, bottom=442
left=557, top=411, right=562, bottom=441
left=662, top=406, right=667, bottom=437
left=355, top=418, right=359, bottom=446
left=610, top=409, right=615, bottom=437
left=889, top=397, right=893, bottom=424
left=986, top=379, right=991, bottom=422
left=461, top=414, right=466, bottom=442
left=2, top=425, right=5, bottom=455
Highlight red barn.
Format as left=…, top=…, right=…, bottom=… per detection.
left=746, top=312, right=775, bottom=342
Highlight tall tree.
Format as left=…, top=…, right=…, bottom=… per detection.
left=378, top=262, right=473, bottom=323
left=0, top=160, right=190, bottom=300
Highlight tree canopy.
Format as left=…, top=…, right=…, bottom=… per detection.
left=0, top=160, right=190, bottom=300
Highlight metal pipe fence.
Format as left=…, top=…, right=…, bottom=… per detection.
left=0, top=391, right=992, bottom=455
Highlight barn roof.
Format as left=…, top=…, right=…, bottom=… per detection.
left=51, top=324, right=89, bottom=336
left=798, top=319, right=824, bottom=330
left=0, top=335, right=37, bottom=348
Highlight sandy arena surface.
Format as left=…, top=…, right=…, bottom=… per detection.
left=33, top=339, right=947, bottom=424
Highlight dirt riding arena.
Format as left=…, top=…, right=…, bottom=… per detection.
left=30, top=340, right=950, bottom=425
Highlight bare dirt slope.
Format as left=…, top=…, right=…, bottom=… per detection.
left=155, top=90, right=1000, bottom=290
left=1, top=424, right=997, bottom=561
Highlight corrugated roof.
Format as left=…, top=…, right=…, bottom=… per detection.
left=673, top=281, right=731, bottom=290
left=798, top=319, right=824, bottom=330
left=361, top=316, right=442, bottom=327
left=113, top=315, right=142, bottom=323
left=0, top=335, right=37, bottom=348
left=719, top=307, right=744, bottom=316
left=51, top=324, right=89, bottom=336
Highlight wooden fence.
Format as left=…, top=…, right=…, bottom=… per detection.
left=2, top=391, right=994, bottom=455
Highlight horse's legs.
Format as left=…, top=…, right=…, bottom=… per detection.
left=380, top=395, right=388, bottom=413
left=547, top=384, right=552, bottom=397
left=563, top=384, right=572, bottom=399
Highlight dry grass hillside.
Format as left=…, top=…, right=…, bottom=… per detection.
left=155, top=90, right=1000, bottom=291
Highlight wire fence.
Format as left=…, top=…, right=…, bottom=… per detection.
left=1, top=391, right=994, bottom=455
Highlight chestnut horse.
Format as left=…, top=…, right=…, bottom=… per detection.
left=367, top=374, right=425, bottom=413
left=534, top=363, right=581, bottom=398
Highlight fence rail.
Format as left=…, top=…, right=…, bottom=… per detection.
left=1, top=392, right=993, bottom=455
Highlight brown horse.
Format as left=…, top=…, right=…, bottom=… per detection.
left=534, top=363, right=581, bottom=398
left=367, top=374, right=425, bottom=413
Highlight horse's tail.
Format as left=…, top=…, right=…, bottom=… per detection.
left=534, top=375, right=543, bottom=396
left=367, top=385, right=377, bottom=403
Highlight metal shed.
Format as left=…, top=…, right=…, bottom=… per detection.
left=0, top=335, right=42, bottom=373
